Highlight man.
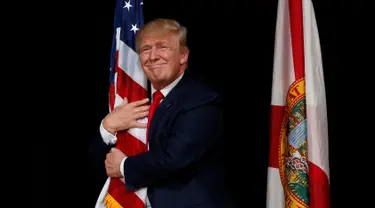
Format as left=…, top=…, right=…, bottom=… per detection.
left=91, top=18, right=234, bottom=208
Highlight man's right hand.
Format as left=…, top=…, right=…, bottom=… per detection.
left=103, top=97, right=150, bottom=135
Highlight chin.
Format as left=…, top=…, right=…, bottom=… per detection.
left=151, top=77, right=169, bottom=87
left=152, top=77, right=166, bottom=84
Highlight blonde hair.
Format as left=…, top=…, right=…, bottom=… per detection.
left=135, top=18, right=188, bottom=53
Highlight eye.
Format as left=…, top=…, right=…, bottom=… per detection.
left=158, top=45, right=168, bottom=51
left=140, top=48, right=151, bottom=53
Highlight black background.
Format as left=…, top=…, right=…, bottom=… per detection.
left=31, top=0, right=372, bottom=207
left=93, top=0, right=372, bottom=207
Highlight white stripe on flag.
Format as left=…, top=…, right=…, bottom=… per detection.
left=118, top=38, right=147, bottom=90
left=271, top=0, right=295, bottom=106
left=127, top=116, right=148, bottom=145
left=114, top=93, right=123, bottom=108
left=266, top=167, right=285, bottom=208
left=303, top=0, right=330, bottom=178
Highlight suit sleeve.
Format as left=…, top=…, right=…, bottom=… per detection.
left=123, top=95, right=224, bottom=189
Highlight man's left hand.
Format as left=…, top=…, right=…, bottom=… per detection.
left=105, top=148, right=126, bottom=178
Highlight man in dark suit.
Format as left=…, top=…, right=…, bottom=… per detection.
left=93, top=18, right=234, bottom=208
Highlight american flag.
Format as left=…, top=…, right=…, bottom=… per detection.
left=95, top=0, right=149, bottom=208
left=109, top=0, right=147, bottom=112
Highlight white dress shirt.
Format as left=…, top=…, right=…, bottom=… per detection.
left=99, top=73, right=184, bottom=207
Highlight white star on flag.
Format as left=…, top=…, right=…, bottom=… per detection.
left=130, top=24, right=139, bottom=34
left=123, top=0, right=132, bottom=11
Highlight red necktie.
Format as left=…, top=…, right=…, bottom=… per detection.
left=146, top=90, right=164, bottom=146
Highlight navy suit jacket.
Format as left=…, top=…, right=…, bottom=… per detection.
left=89, top=73, right=234, bottom=208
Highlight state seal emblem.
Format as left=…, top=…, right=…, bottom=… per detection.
left=279, top=77, right=309, bottom=208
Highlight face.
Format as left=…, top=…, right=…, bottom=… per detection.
left=138, top=32, right=189, bottom=90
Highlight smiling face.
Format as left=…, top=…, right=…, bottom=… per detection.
left=136, top=19, right=189, bottom=90
left=139, top=32, right=189, bottom=90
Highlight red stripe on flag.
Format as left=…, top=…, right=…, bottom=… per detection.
left=289, top=0, right=305, bottom=79
left=268, top=105, right=285, bottom=168
left=108, top=178, right=145, bottom=208
left=116, top=131, right=147, bottom=157
left=109, top=83, right=115, bottom=111
left=115, top=65, right=148, bottom=104
left=308, top=161, right=330, bottom=208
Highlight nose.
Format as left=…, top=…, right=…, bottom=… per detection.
left=149, top=46, right=159, bottom=61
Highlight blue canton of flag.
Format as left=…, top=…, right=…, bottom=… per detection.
left=109, top=0, right=144, bottom=86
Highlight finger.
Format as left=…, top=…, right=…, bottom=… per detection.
left=110, top=148, right=119, bottom=152
left=105, top=158, right=114, bottom=166
left=106, top=168, right=112, bottom=176
left=133, top=105, right=150, bottom=114
left=130, top=98, right=149, bottom=107
left=134, top=121, right=147, bottom=128
left=106, top=153, right=114, bottom=163
left=133, top=111, right=149, bottom=120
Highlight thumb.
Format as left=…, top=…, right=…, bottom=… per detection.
left=110, top=148, right=120, bottom=152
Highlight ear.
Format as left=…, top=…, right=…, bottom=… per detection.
left=179, top=49, right=189, bottom=64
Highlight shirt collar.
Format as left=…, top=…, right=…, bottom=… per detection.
left=151, top=72, right=184, bottom=100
